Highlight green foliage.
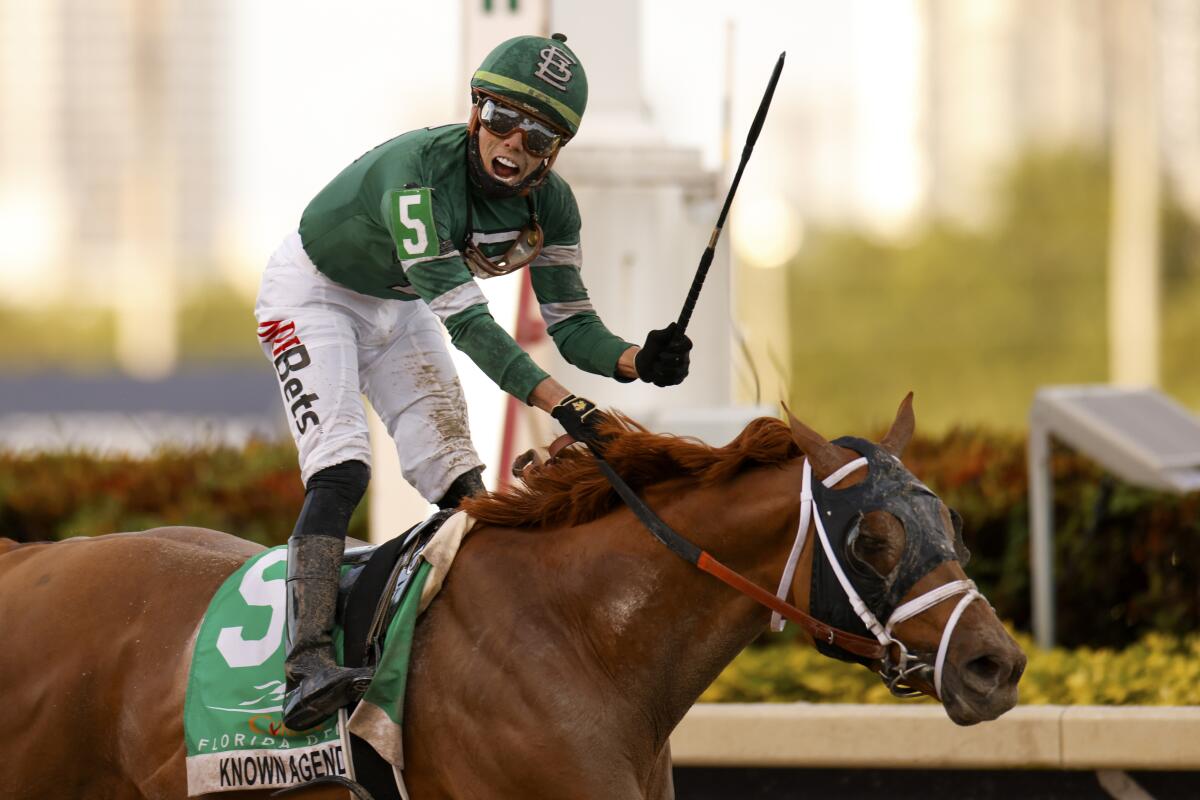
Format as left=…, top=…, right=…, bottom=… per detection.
left=703, top=629, right=1200, bottom=706
left=701, top=634, right=901, bottom=705
left=1017, top=631, right=1200, bottom=705
left=787, top=149, right=1200, bottom=436
left=0, top=441, right=369, bottom=546
left=904, top=428, right=1200, bottom=649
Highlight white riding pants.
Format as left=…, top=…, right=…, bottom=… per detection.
left=255, top=232, right=483, bottom=502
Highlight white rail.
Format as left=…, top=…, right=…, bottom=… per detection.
left=671, top=704, right=1200, bottom=770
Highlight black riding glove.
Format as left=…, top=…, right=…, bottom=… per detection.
left=634, top=323, right=693, bottom=387
left=550, top=394, right=608, bottom=449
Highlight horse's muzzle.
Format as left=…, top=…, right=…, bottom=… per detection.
left=940, top=630, right=1027, bottom=726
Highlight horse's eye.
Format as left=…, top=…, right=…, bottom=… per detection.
left=846, top=512, right=901, bottom=579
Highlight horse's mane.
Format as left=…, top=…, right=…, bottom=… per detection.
left=462, top=414, right=800, bottom=529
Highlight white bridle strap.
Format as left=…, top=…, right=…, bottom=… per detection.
left=885, top=578, right=982, bottom=699
left=886, top=579, right=976, bottom=631
left=822, top=457, right=869, bottom=488
left=932, top=588, right=982, bottom=698
left=770, top=457, right=868, bottom=632
left=809, top=467, right=891, bottom=644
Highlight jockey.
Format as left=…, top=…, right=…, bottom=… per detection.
left=255, top=33, right=693, bottom=730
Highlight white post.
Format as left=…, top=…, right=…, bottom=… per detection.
left=1107, top=0, right=1160, bottom=387
left=1027, top=415, right=1055, bottom=649
left=548, top=0, right=730, bottom=417
left=115, top=0, right=178, bottom=381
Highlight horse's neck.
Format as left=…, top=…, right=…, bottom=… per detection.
left=566, top=458, right=807, bottom=748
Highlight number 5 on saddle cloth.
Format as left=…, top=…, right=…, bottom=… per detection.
left=183, top=510, right=459, bottom=799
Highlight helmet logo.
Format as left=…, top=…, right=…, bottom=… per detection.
left=534, top=45, right=576, bottom=92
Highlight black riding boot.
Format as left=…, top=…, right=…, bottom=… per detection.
left=282, top=535, right=373, bottom=730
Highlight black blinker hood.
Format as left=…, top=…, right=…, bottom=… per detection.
left=809, top=436, right=963, bottom=664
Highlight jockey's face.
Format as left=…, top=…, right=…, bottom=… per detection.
left=475, top=111, right=545, bottom=186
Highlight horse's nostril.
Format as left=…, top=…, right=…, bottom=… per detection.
left=965, top=654, right=1004, bottom=686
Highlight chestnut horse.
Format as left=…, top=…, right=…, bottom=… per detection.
left=0, top=397, right=1023, bottom=799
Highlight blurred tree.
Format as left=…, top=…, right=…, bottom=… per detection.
left=786, top=149, right=1200, bottom=436
left=0, top=278, right=259, bottom=372
left=0, top=304, right=116, bottom=370
left=177, top=281, right=262, bottom=362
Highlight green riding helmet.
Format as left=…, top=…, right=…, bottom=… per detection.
left=470, top=33, right=588, bottom=138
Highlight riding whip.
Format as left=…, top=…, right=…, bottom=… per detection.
left=676, top=51, right=785, bottom=335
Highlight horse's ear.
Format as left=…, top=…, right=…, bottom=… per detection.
left=783, top=402, right=844, bottom=478
left=880, top=392, right=915, bottom=457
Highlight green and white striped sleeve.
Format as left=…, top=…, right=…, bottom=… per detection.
left=529, top=242, right=634, bottom=378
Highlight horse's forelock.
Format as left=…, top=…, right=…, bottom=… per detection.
left=462, top=415, right=800, bottom=529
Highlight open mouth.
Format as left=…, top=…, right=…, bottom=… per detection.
left=492, top=155, right=521, bottom=181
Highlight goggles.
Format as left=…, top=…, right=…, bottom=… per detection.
left=476, top=93, right=566, bottom=158
left=464, top=223, right=544, bottom=277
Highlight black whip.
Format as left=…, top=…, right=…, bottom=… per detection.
left=677, top=51, right=785, bottom=334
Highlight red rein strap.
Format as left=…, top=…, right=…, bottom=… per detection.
left=696, top=552, right=886, bottom=660
left=546, top=434, right=888, bottom=662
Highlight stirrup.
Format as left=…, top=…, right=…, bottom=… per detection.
left=282, top=667, right=374, bottom=730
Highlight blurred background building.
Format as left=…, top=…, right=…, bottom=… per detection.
left=3, top=0, right=1200, bottom=527
left=0, top=0, right=230, bottom=371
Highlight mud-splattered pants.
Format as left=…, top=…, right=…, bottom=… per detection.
left=255, top=232, right=484, bottom=502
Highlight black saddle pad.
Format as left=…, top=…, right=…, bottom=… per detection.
left=340, top=508, right=454, bottom=800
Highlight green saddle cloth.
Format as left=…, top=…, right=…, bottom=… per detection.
left=182, top=545, right=431, bottom=796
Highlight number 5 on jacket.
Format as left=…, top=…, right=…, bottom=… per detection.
left=388, top=187, right=440, bottom=259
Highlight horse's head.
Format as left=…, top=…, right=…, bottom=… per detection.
left=786, top=393, right=1025, bottom=725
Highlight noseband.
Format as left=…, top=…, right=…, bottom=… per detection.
left=770, top=454, right=983, bottom=699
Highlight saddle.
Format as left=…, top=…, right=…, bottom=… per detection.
left=320, top=509, right=455, bottom=800
left=337, top=508, right=454, bottom=672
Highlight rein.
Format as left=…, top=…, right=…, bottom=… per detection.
left=577, top=441, right=982, bottom=698
left=589, top=449, right=886, bottom=661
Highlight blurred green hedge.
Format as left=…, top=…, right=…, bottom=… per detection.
left=1, top=428, right=1195, bottom=648
left=0, top=441, right=367, bottom=547
left=902, top=428, right=1200, bottom=649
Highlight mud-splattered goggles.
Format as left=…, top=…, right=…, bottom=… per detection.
left=476, top=93, right=566, bottom=157
left=463, top=195, right=545, bottom=277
